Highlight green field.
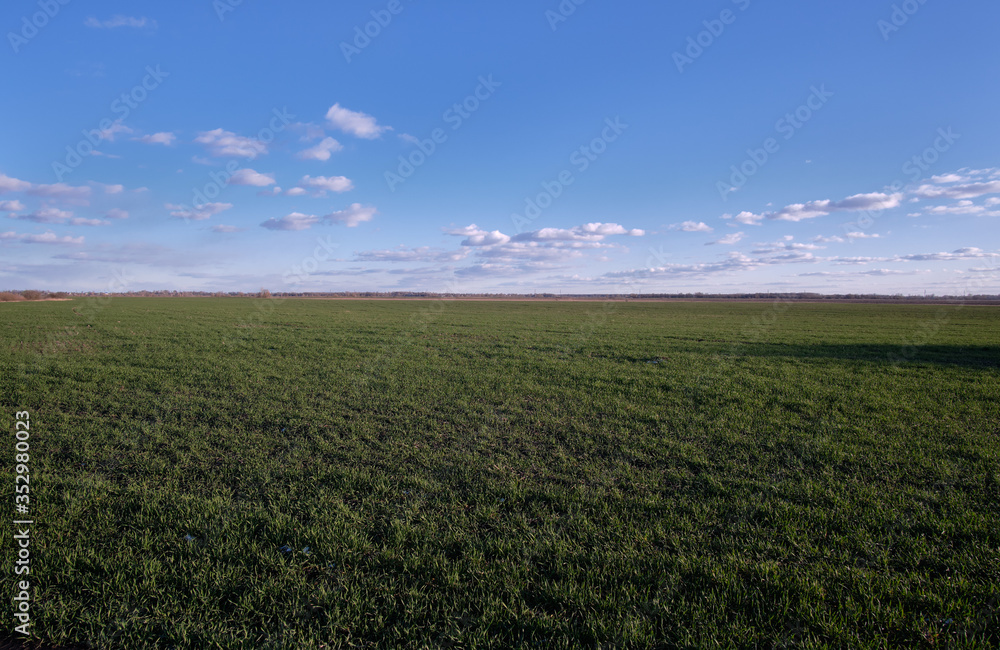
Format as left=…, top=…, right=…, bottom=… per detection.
left=2, top=297, right=999, bottom=648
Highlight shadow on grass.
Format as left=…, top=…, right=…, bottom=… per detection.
left=721, top=343, right=1000, bottom=369
left=0, top=636, right=87, bottom=650
left=598, top=344, right=999, bottom=370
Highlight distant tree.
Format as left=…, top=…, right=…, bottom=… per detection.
left=258, top=288, right=271, bottom=299
left=21, top=290, right=46, bottom=301
left=0, top=291, right=25, bottom=302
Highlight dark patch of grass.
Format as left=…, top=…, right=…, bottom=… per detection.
left=2, top=298, right=999, bottom=648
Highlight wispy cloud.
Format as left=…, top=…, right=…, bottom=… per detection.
left=913, top=180, right=1000, bottom=200
left=134, top=132, right=176, bottom=146
left=446, top=225, right=511, bottom=247
left=325, top=203, right=376, bottom=227
left=84, top=16, right=155, bottom=29
left=260, top=212, right=319, bottom=231
left=669, top=221, right=713, bottom=233
left=435, top=222, right=647, bottom=276
left=296, top=137, right=343, bottom=161
left=325, top=104, right=391, bottom=139
left=0, top=175, right=32, bottom=193
left=8, top=208, right=74, bottom=224
left=509, top=223, right=645, bottom=243
left=287, top=175, right=353, bottom=197
left=1, top=174, right=93, bottom=203
left=751, top=236, right=825, bottom=255
left=0, top=231, right=84, bottom=245
left=707, top=232, right=745, bottom=245
left=725, top=192, right=903, bottom=225
left=228, top=169, right=276, bottom=187
left=165, top=202, right=233, bottom=221
left=355, top=246, right=467, bottom=263
left=260, top=203, right=376, bottom=231
left=799, top=269, right=918, bottom=277
left=921, top=199, right=1000, bottom=217
left=96, top=121, right=134, bottom=142
left=195, top=129, right=267, bottom=158
left=95, top=183, right=125, bottom=194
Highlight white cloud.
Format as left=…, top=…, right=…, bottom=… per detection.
left=799, top=269, right=916, bottom=277
left=0, top=231, right=84, bottom=245
left=289, top=175, right=353, bottom=196
left=355, top=246, right=467, bottom=263
left=228, top=168, right=276, bottom=187
left=27, top=182, right=92, bottom=202
left=897, top=247, right=995, bottom=262
left=135, top=132, right=176, bottom=146
left=670, top=221, right=713, bottom=233
left=106, top=209, right=129, bottom=219
left=515, top=228, right=587, bottom=242
left=97, top=121, right=134, bottom=142
left=924, top=200, right=1000, bottom=216
left=0, top=174, right=33, bottom=193
left=727, top=211, right=763, bottom=226
left=826, top=247, right=997, bottom=266
left=69, top=217, right=111, bottom=227
left=708, top=232, right=745, bottom=245
left=466, top=231, right=511, bottom=246
left=290, top=122, right=327, bottom=142
left=582, top=222, right=645, bottom=237
left=511, top=222, right=643, bottom=243
left=845, top=231, right=881, bottom=239
left=438, top=222, right=644, bottom=272
left=165, top=202, right=232, bottom=221
left=10, top=208, right=73, bottom=224
left=603, top=252, right=766, bottom=280
left=0, top=200, right=25, bottom=212
left=256, top=204, right=371, bottom=233
left=446, top=225, right=487, bottom=238
left=260, top=212, right=319, bottom=231
left=325, top=104, right=391, bottom=139
left=211, top=225, right=243, bottom=233
left=50, top=243, right=199, bottom=267
left=834, top=193, right=903, bottom=212
left=195, top=129, right=267, bottom=158
left=930, top=173, right=967, bottom=184
left=1, top=174, right=93, bottom=203
left=324, top=203, right=376, bottom=227
left=84, top=15, right=154, bottom=28
left=446, top=226, right=511, bottom=247
left=296, top=137, right=343, bottom=161
left=751, top=237, right=825, bottom=254
left=436, top=222, right=646, bottom=277
left=913, top=180, right=1000, bottom=200
left=728, top=192, right=903, bottom=225
left=831, top=256, right=885, bottom=265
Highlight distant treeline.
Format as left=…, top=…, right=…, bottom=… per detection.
left=0, top=290, right=69, bottom=302
left=4, top=289, right=1000, bottom=302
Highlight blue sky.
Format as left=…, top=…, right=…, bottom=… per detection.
left=2, top=0, right=999, bottom=294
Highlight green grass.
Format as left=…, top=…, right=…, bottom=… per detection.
left=2, top=297, right=999, bottom=648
